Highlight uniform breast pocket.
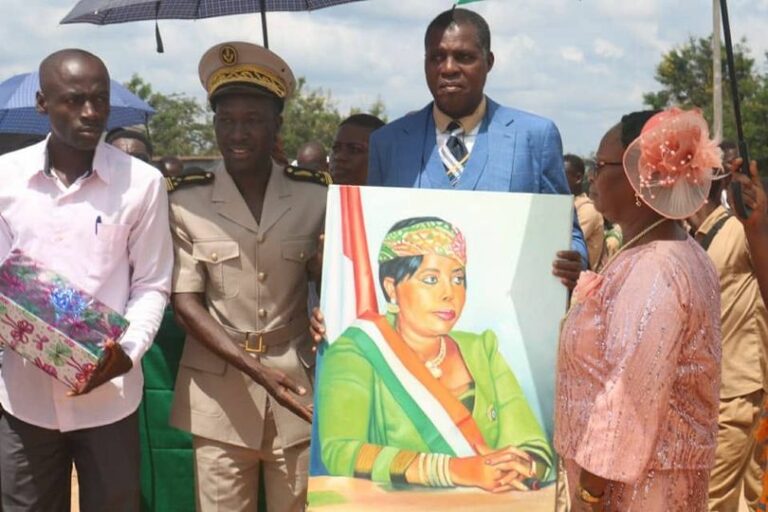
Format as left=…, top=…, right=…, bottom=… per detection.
left=281, top=238, right=316, bottom=266
left=192, top=240, right=241, bottom=299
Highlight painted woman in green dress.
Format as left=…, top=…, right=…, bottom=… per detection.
left=317, top=217, right=553, bottom=493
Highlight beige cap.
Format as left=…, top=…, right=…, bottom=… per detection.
left=198, top=42, right=296, bottom=102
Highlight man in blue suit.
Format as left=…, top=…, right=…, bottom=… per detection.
left=368, top=8, right=587, bottom=285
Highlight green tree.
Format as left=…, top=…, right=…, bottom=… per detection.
left=643, top=36, right=768, bottom=167
left=124, top=74, right=217, bottom=157
left=280, top=78, right=342, bottom=159
left=281, top=78, right=388, bottom=159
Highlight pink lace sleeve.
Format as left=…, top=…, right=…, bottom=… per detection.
left=574, top=256, right=689, bottom=483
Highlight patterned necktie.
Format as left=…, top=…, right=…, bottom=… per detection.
left=439, top=121, right=469, bottom=187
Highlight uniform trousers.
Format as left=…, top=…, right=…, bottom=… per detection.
left=0, top=410, right=139, bottom=512
left=708, top=389, right=763, bottom=512
left=192, top=406, right=309, bottom=512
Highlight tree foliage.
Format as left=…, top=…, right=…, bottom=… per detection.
left=125, top=74, right=217, bottom=157
left=643, top=36, right=768, bottom=167
left=280, top=77, right=388, bottom=159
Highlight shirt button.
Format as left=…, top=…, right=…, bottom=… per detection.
left=256, top=234, right=265, bottom=243
left=257, top=272, right=266, bottom=282
left=258, top=308, right=267, bottom=318
left=211, top=252, right=218, bottom=262
left=299, top=251, right=305, bottom=260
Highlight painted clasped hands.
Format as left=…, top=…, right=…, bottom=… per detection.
left=450, top=444, right=539, bottom=493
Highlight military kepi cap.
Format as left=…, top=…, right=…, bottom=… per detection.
left=198, top=42, right=296, bottom=103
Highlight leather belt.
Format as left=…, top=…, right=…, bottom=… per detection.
left=223, top=317, right=309, bottom=355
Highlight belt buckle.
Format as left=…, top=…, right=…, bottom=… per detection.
left=244, top=332, right=266, bottom=354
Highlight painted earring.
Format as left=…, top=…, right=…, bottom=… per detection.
left=635, top=193, right=643, bottom=207
left=387, top=300, right=400, bottom=314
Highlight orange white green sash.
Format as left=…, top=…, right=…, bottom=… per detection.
left=345, top=314, right=487, bottom=457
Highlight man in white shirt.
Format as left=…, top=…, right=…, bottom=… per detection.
left=0, top=49, right=172, bottom=511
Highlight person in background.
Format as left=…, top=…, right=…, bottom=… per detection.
left=329, top=114, right=384, bottom=186
left=105, top=127, right=153, bottom=163
left=556, top=108, right=722, bottom=511
left=728, top=159, right=768, bottom=511
left=684, top=142, right=767, bottom=512
left=0, top=48, right=172, bottom=511
left=565, top=154, right=604, bottom=270
left=296, top=140, right=328, bottom=173
left=159, top=155, right=184, bottom=177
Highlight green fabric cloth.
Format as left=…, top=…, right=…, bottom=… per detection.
left=317, top=327, right=553, bottom=483
left=138, top=307, right=195, bottom=512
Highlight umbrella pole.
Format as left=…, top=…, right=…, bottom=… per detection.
left=719, top=0, right=752, bottom=218
left=260, top=0, right=269, bottom=48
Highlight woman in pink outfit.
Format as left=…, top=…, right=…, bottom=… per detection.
left=555, top=109, right=723, bottom=511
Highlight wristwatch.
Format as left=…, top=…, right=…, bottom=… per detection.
left=578, top=484, right=604, bottom=504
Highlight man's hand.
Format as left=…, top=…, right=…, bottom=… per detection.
left=69, top=339, right=132, bottom=396
left=728, top=158, right=767, bottom=230
left=246, top=363, right=313, bottom=423
left=310, top=307, right=326, bottom=345
left=552, top=250, right=582, bottom=290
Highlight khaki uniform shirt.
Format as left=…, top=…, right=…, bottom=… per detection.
left=697, top=205, right=768, bottom=398
left=574, top=194, right=604, bottom=270
left=169, top=161, right=327, bottom=449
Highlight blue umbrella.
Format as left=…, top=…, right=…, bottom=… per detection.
left=60, top=0, right=365, bottom=49
left=0, top=72, right=155, bottom=135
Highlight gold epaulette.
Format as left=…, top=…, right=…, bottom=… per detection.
left=284, top=165, right=332, bottom=186
left=165, top=170, right=215, bottom=193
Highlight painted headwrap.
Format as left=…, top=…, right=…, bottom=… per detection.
left=378, top=219, right=467, bottom=266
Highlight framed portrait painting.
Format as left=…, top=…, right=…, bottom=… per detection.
left=308, top=185, right=572, bottom=511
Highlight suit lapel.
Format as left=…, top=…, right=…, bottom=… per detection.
left=458, top=116, right=490, bottom=191
left=212, top=164, right=260, bottom=234
left=395, top=105, right=438, bottom=188
left=481, top=100, right=517, bottom=192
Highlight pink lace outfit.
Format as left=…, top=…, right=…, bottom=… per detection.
left=555, top=237, right=722, bottom=511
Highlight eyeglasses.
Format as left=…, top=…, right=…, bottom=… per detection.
left=593, top=160, right=623, bottom=176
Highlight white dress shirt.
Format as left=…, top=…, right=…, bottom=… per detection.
left=0, top=138, right=172, bottom=431
left=433, top=96, right=487, bottom=154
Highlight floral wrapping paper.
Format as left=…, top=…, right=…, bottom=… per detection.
left=0, top=249, right=129, bottom=391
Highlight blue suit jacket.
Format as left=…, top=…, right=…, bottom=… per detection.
left=367, top=98, right=588, bottom=265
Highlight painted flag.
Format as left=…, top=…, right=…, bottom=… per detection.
left=309, top=185, right=377, bottom=476
left=320, top=185, right=378, bottom=344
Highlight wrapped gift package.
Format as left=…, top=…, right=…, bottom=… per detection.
left=0, top=249, right=129, bottom=391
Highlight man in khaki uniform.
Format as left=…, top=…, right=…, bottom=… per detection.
left=687, top=151, right=768, bottom=511
left=168, top=42, right=327, bottom=512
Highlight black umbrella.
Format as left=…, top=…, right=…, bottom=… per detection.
left=719, top=0, right=751, bottom=218
left=60, top=0, right=365, bottom=49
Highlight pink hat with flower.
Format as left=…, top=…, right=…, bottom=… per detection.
left=623, top=107, right=726, bottom=219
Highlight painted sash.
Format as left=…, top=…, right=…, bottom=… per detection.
left=345, top=315, right=487, bottom=457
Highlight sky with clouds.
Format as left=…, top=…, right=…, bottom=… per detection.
left=1, top=0, right=767, bottom=156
